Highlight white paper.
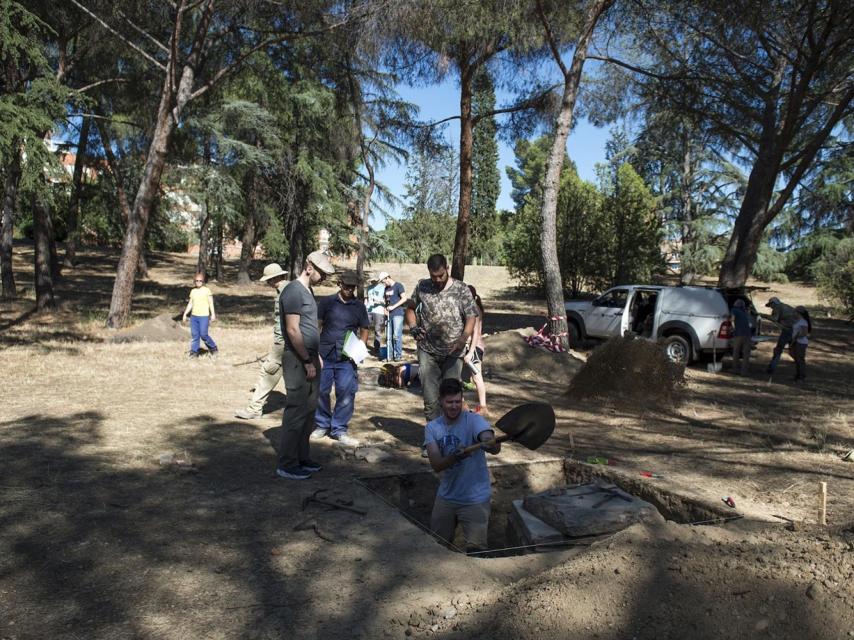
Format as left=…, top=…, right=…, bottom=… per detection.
left=342, top=331, right=368, bottom=364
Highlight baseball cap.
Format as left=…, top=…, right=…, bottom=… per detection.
left=765, top=296, right=780, bottom=308
left=376, top=271, right=390, bottom=281
left=306, top=251, right=336, bottom=276
left=259, top=263, right=288, bottom=281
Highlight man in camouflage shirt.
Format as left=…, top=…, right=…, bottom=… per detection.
left=405, top=253, right=478, bottom=424
left=235, top=263, right=289, bottom=419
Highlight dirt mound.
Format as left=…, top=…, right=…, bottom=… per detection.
left=486, top=328, right=583, bottom=385
left=566, top=335, right=685, bottom=407
left=111, top=313, right=189, bottom=344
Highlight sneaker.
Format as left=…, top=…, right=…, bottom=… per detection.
left=235, top=409, right=262, bottom=420
left=188, top=351, right=200, bottom=359
left=300, top=460, right=323, bottom=473
left=310, top=428, right=330, bottom=441
left=276, top=466, right=311, bottom=480
left=332, top=433, right=359, bottom=447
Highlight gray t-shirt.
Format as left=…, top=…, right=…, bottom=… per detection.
left=424, top=411, right=493, bottom=505
left=279, top=280, right=319, bottom=354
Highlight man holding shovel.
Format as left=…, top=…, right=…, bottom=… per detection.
left=424, top=378, right=500, bottom=552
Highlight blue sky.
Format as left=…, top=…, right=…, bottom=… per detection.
left=372, top=79, right=612, bottom=228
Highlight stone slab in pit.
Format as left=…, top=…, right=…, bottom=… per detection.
left=523, top=481, right=664, bottom=537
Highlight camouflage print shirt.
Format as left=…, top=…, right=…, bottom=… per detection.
left=272, top=280, right=287, bottom=344
left=411, top=278, right=478, bottom=356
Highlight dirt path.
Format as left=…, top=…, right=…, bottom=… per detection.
left=1, top=247, right=852, bottom=639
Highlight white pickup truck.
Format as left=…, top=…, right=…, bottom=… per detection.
left=564, top=285, right=761, bottom=364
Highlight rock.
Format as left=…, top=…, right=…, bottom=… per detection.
left=356, top=446, right=391, bottom=464
left=806, top=582, right=821, bottom=600
left=523, top=482, right=664, bottom=537
left=158, top=452, right=175, bottom=465
left=755, top=619, right=770, bottom=631
left=442, top=607, right=457, bottom=620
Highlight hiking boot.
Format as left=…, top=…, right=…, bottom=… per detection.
left=188, top=351, right=200, bottom=359
left=310, top=428, right=330, bottom=441
left=235, top=409, right=262, bottom=420
left=276, top=466, right=311, bottom=480
left=332, top=433, right=359, bottom=447
left=208, top=348, right=218, bottom=358
left=300, top=460, right=323, bottom=473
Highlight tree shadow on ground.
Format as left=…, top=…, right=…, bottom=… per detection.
left=0, top=409, right=491, bottom=639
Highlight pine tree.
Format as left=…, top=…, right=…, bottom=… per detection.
left=469, top=69, right=501, bottom=265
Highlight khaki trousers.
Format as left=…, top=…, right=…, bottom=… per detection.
left=731, top=336, right=751, bottom=375
left=247, top=342, right=285, bottom=414
left=430, top=497, right=490, bottom=551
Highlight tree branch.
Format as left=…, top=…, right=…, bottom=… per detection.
left=118, top=10, right=170, bottom=53
left=535, top=0, right=568, bottom=77
left=67, top=0, right=167, bottom=71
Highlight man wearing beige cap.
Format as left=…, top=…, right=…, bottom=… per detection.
left=235, top=263, right=289, bottom=420
left=763, top=296, right=799, bottom=375
left=276, top=250, right=336, bottom=480
left=365, top=272, right=388, bottom=355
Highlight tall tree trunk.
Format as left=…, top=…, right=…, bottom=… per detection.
left=679, top=130, right=696, bottom=285
left=197, top=207, right=210, bottom=277
left=1, top=148, right=21, bottom=298
left=451, top=56, right=475, bottom=281
left=44, top=201, right=61, bottom=281
left=106, top=69, right=178, bottom=328
left=537, top=0, right=614, bottom=350
left=213, top=221, right=224, bottom=281
left=355, top=176, right=374, bottom=299
left=64, top=116, right=91, bottom=268
left=288, top=211, right=304, bottom=278
left=718, top=131, right=780, bottom=288
left=33, top=193, right=56, bottom=311
left=237, top=169, right=259, bottom=285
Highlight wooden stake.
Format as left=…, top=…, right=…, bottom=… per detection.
left=818, top=482, right=827, bottom=526
left=569, top=432, right=575, bottom=451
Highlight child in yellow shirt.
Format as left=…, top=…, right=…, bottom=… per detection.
left=182, top=273, right=218, bottom=357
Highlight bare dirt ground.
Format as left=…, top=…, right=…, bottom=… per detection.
left=1, top=245, right=852, bottom=640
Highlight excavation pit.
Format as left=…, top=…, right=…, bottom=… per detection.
left=358, top=458, right=738, bottom=556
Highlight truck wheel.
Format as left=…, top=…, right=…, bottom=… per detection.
left=568, top=321, right=581, bottom=348
left=663, top=335, right=691, bottom=364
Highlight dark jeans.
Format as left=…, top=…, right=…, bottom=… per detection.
left=189, top=315, right=217, bottom=353
left=792, top=342, right=807, bottom=380
left=315, top=359, right=358, bottom=436
left=768, top=327, right=793, bottom=373
left=417, top=348, right=463, bottom=422
left=277, top=350, right=319, bottom=469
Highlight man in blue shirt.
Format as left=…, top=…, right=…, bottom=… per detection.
left=730, top=299, right=752, bottom=375
left=424, top=378, right=500, bottom=552
left=311, top=272, right=370, bottom=447
left=382, top=272, right=408, bottom=361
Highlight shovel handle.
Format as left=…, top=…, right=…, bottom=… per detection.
left=459, top=434, right=511, bottom=456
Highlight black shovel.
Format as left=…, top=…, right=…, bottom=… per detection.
left=459, top=402, right=555, bottom=455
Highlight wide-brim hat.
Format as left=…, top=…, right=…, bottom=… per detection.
left=307, top=251, right=336, bottom=276
left=259, top=263, right=288, bottom=282
left=765, top=296, right=780, bottom=308
left=376, top=271, right=390, bottom=281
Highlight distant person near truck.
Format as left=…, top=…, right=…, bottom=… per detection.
left=730, top=298, right=752, bottom=376
left=764, top=297, right=800, bottom=375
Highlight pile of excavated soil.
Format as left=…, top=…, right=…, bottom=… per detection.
left=452, top=520, right=854, bottom=640
left=110, top=313, right=189, bottom=344
left=566, top=336, right=685, bottom=407
left=485, top=328, right=584, bottom=385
